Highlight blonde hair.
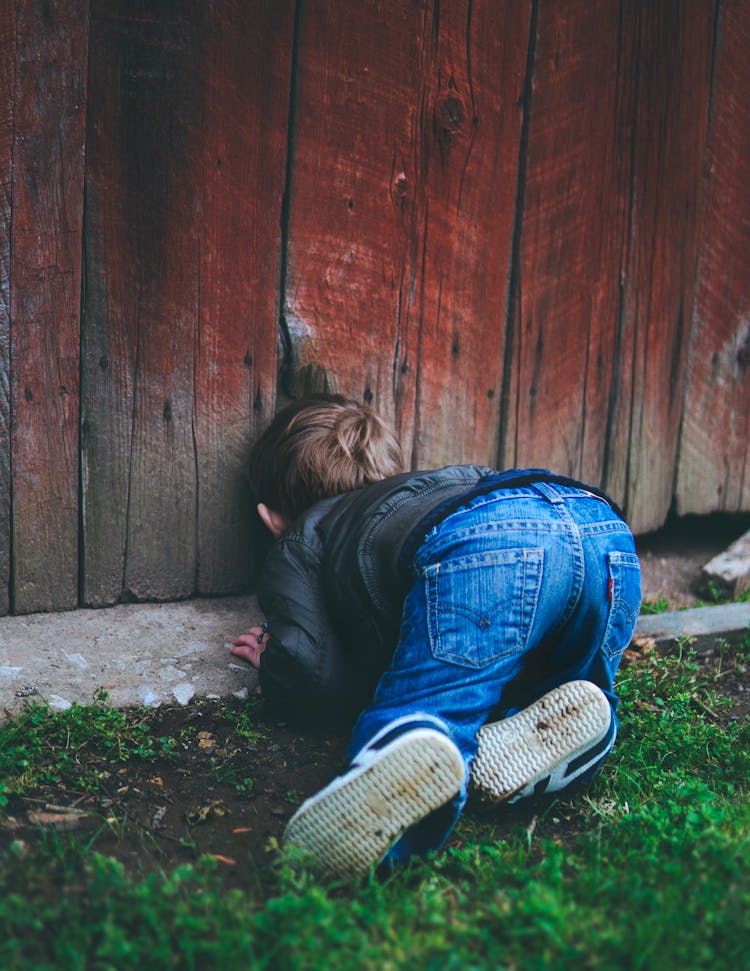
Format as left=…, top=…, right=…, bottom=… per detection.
left=249, top=395, right=404, bottom=521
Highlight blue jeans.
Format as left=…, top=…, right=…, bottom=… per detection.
left=345, top=482, right=641, bottom=859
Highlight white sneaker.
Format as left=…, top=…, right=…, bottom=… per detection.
left=283, top=722, right=466, bottom=875
left=472, top=680, right=615, bottom=804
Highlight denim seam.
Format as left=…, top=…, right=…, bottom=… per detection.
left=415, top=518, right=567, bottom=567
left=548, top=501, right=585, bottom=631
left=577, top=520, right=634, bottom=536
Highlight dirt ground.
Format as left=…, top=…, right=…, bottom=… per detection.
left=0, top=699, right=344, bottom=892
left=2, top=513, right=749, bottom=892
left=4, top=641, right=747, bottom=896
left=637, top=511, right=750, bottom=608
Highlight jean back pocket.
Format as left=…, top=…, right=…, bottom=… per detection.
left=424, top=548, right=543, bottom=669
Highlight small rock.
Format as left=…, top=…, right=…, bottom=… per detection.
left=178, top=640, right=208, bottom=657
left=63, top=652, right=89, bottom=670
left=702, top=528, right=750, bottom=598
left=172, top=683, right=195, bottom=705
left=157, top=665, right=189, bottom=683
left=0, top=666, right=24, bottom=678
left=139, top=688, right=162, bottom=708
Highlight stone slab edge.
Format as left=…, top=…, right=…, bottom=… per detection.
left=633, top=601, right=750, bottom=653
left=0, top=595, right=261, bottom=718
left=2, top=597, right=748, bottom=720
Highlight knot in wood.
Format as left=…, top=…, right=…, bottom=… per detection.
left=436, top=94, right=465, bottom=148
left=392, top=171, right=409, bottom=200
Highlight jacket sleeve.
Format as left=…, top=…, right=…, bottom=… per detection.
left=256, top=532, right=373, bottom=727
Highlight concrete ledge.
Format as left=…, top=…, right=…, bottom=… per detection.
left=2, top=596, right=748, bottom=719
left=633, top=602, right=750, bottom=653
left=0, top=595, right=261, bottom=717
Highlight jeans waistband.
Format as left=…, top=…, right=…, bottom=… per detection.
left=530, top=481, right=611, bottom=505
left=398, top=470, right=625, bottom=575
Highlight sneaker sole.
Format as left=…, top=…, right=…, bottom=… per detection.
left=283, top=728, right=465, bottom=875
left=472, top=680, right=612, bottom=803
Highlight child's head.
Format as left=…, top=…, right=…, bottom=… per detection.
left=249, top=394, right=404, bottom=523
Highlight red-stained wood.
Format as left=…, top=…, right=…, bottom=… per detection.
left=192, top=0, right=292, bottom=593
left=81, top=0, right=289, bottom=605
left=2, top=0, right=749, bottom=619
left=283, top=0, right=530, bottom=469
left=10, top=0, right=88, bottom=613
left=501, top=1, right=635, bottom=491
left=505, top=0, right=715, bottom=534
left=281, top=0, right=420, bottom=409
left=676, top=0, right=750, bottom=515
left=0, top=7, right=14, bottom=616
left=610, top=1, right=715, bottom=533
left=396, top=0, right=531, bottom=468
left=82, top=1, right=195, bottom=604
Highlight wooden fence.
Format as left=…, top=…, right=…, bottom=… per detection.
left=1, top=0, right=749, bottom=616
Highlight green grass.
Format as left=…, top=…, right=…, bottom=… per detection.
left=0, top=689, right=178, bottom=808
left=641, top=584, right=750, bottom=612
left=639, top=597, right=672, bottom=614
left=1, top=640, right=748, bottom=971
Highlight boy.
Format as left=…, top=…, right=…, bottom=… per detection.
left=232, top=395, right=641, bottom=874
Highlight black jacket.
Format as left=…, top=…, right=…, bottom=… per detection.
left=257, top=465, right=491, bottom=724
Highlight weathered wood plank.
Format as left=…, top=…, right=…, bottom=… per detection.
left=504, top=0, right=715, bottom=536
left=282, top=0, right=426, bottom=423
left=82, top=0, right=288, bottom=605
left=0, top=6, right=15, bottom=616
left=192, top=0, right=291, bottom=594
left=634, top=602, right=750, bottom=654
left=500, top=1, right=635, bottom=491
left=676, top=0, right=750, bottom=517
left=10, top=0, right=88, bottom=613
left=398, top=0, right=530, bottom=467
left=284, top=0, right=529, bottom=469
left=612, top=0, right=715, bottom=533
left=79, top=13, right=129, bottom=610
left=82, top=1, right=200, bottom=604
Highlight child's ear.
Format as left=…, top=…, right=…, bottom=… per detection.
left=257, top=503, right=289, bottom=540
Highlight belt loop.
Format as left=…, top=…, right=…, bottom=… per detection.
left=531, top=481, right=563, bottom=504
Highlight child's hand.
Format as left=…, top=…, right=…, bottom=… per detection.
left=230, top=624, right=268, bottom=669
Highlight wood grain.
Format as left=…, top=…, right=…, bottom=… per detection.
left=283, top=0, right=529, bottom=469
left=2, top=1, right=749, bottom=617
left=282, top=0, right=428, bottom=420
left=501, top=0, right=634, bottom=492
left=505, top=0, right=715, bottom=535
left=10, top=0, right=87, bottom=613
left=192, top=0, right=292, bottom=594
left=612, top=0, right=715, bottom=532
left=82, top=0, right=290, bottom=604
left=676, top=0, right=750, bottom=515
left=0, top=5, right=14, bottom=615
left=397, top=0, right=530, bottom=468
left=82, top=0, right=196, bottom=604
